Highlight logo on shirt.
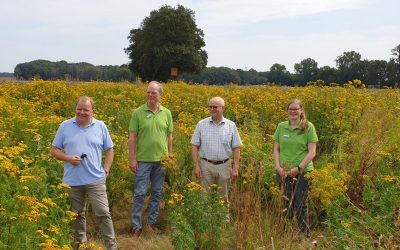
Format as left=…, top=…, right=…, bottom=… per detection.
left=283, top=134, right=289, bottom=139
left=146, top=114, right=153, bottom=119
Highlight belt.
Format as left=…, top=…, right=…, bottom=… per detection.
left=201, top=158, right=229, bottom=165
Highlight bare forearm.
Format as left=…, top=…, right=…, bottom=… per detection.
left=273, top=143, right=281, bottom=169
left=299, top=152, right=316, bottom=169
left=191, top=145, right=199, bottom=167
left=128, top=133, right=137, bottom=163
left=299, top=143, right=316, bottom=169
left=233, top=147, right=240, bottom=170
left=51, top=147, right=70, bottom=162
left=104, top=148, right=114, bottom=172
left=167, top=133, right=173, bottom=154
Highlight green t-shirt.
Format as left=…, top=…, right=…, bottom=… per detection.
left=273, top=121, right=318, bottom=172
left=129, top=104, right=173, bottom=161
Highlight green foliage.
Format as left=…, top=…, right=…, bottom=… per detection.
left=125, top=5, right=207, bottom=81
left=14, top=60, right=134, bottom=81
left=168, top=182, right=230, bottom=249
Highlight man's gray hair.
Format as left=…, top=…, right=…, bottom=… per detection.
left=149, top=81, right=163, bottom=95
left=208, top=96, right=225, bottom=107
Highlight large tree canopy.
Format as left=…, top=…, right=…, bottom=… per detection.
left=125, top=5, right=207, bottom=82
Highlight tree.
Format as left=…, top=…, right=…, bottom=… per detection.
left=317, top=66, right=337, bottom=84
left=294, top=58, right=318, bottom=85
left=181, top=67, right=240, bottom=85
left=335, top=51, right=363, bottom=83
left=363, top=60, right=388, bottom=87
left=268, top=63, right=292, bottom=85
left=391, top=44, right=400, bottom=64
left=390, top=44, right=400, bottom=87
left=236, top=68, right=268, bottom=85
left=125, top=5, right=207, bottom=82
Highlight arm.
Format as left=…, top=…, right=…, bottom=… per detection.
left=51, top=146, right=81, bottom=166
left=167, top=133, right=173, bottom=154
left=231, top=147, right=240, bottom=179
left=192, top=145, right=202, bottom=178
left=128, top=132, right=138, bottom=173
left=287, top=142, right=317, bottom=177
left=103, top=148, right=114, bottom=177
left=273, top=142, right=285, bottom=177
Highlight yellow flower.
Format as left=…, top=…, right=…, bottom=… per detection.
left=42, top=198, right=57, bottom=207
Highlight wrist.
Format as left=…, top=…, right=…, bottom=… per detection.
left=297, top=165, right=302, bottom=172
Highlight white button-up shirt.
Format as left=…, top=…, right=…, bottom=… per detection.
left=191, top=117, right=242, bottom=161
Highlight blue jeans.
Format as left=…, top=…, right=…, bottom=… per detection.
left=132, top=161, right=166, bottom=230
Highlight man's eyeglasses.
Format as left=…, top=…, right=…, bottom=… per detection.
left=209, top=106, right=222, bottom=110
left=288, top=108, right=301, bottom=111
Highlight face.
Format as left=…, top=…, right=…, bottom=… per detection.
left=147, top=83, right=161, bottom=105
left=208, top=99, right=224, bottom=119
left=287, top=102, right=303, bottom=121
left=76, top=100, right=94, bottom=125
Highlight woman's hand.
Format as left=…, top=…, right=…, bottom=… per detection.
left=286, top=167, right=300, bottom=177
left=276, top=167, right=286, bottom=177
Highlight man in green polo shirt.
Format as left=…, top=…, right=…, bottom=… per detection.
left=128, top=81, right=173, bottom=237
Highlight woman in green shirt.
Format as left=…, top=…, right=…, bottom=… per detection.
left=273, top=99, right=318, bottom=237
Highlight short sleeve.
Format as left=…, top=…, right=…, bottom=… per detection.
left=129, top=111, right=139, bottom=132
left=273, top=123, right=281, bottom=142
left=307, top=123, right=318, bottom=143
left=52, top=123, right=65, bottom=149
left=167, top=110, right=173, bottom=133
left=231, top=123, right=242, bottom=148
left=190, top=122, right=201, bottom=146
left=102, top=123, right=114, bottom=150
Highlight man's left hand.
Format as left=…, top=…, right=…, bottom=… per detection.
left=231, top=168, right=239, bottom=180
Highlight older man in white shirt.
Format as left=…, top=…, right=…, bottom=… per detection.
left=191, top=96, right=242, bottom=203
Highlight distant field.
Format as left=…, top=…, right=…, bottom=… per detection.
left=0, top=76, right=16, bottom=81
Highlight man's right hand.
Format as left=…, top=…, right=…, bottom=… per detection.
left=68, top=155, right=82, bottom=166
left=130, top=160, right=138, bottom=173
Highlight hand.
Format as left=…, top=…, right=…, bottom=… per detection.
left=130, top=160, right=138, bottom=173
left=194, top=165, right=202, bottom=178
left=286, top=167, right=300, bottom=177
left=276, top=167, right=286, bottom=178
left=69, top=155, right=82, bottom=166
left=231, top=168, right=239, bottom=180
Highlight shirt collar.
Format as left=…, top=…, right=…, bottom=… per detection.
left=72, top=117, right=96, bottom=127
left=283, top=120, right=300, bottom=131
left=144, top=104, right=164, bottom=112
left=208, top=116, right=226, bottom=125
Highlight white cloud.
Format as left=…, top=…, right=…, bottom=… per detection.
left=194, top=0, right=367, bottom=27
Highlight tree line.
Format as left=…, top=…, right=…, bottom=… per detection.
left=180, top=48, right=400, bottom=87
left=14, top=60, right=135, bottom=82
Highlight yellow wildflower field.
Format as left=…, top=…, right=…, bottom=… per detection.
left=0, top=80, right=399, bottom=249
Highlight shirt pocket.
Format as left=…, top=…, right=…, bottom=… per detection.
left=222, top=130, right=233, bottom=146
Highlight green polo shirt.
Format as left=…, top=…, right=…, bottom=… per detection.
left=273, top=121, right=318, bottom=172
left=129, top=104, right=173, bottom=161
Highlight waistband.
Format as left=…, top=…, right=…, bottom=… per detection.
left=201, top=158, right=229, bottom=165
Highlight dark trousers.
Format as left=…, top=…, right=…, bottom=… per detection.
left=276, top=172, right=310, bottom=235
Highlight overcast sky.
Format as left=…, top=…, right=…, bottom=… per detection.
left=1, top=0, right=399, bottom=73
